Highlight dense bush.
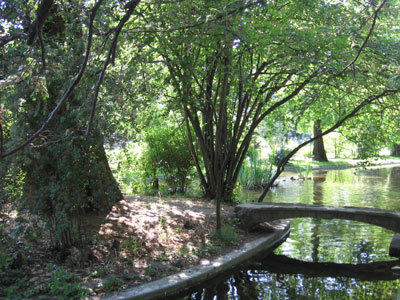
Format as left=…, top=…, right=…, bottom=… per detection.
left=141, top=125, right=195, bottom=194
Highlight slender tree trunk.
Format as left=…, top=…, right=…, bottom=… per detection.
left=391, top=144, right=400, bottom=157
left=312, top=119, right=328, bottom=162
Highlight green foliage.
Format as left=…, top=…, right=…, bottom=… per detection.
left=270, top=148, right=292, bottom=167
left=47, top=266, right=89, bottom=300
left=18, top=134, right=122, bottom=248
left=194, top=243, right=221, bottom=258
left=144, top=262, right=159, bottom=277
left=0, top=226, right=12, bottom=273
left=4, top=276, right=39, bottom=300
left=121, top=237, right=146, bottom=257
left=107, top=143, right=142, bottom=194
left=213, top=224, right=238, bottom=246
left=0, top=251, right=13, bottom=272
left=297, top=164, right=311, bottom=180
left=143, top=262, right=178, bottom=278
left=1, top=0, right=399, bottom=261
left=238, top=145, right=273, bottom=189
left=178, top=244, right=190, bottom=256
left=88, top=268, right=110, bottom=279
left=0, top=225, right=24, bottom=274
left=1, top=1, right=123, bottom=249
left=141, top=124, right=195, bottom=194
left=103, top=275, right=124, bottom=292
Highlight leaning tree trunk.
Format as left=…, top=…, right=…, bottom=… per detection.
left=312, top=119, right=328, bottom=162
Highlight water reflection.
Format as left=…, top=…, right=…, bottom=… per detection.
left=174, top=263, right=400, bottom=300
left=242, top=166, right=400, bottom=210
left=311, top=171, right=326, bottom=263
left=173, top=166, right=400, bottom=299
left=255, top=254, right=400, bottom=281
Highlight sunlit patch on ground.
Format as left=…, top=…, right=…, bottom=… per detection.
left=1, top=195, right=253, bottom=298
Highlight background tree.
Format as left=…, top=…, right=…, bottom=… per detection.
left=313, top=120, right=329, bottom=162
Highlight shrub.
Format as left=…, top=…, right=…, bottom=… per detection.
left=270, top=148, right=291, bottom=166
left=141, top=124, right=195, bottom=194
left=19, top=135, right=122, bottom=248
left=4, top=276, right=39, bottom=299
left=88, top=267, right=110, bottom=279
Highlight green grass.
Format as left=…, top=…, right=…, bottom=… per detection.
left=286, top=156, right=400, bottom=171
left=103, top=275, right=124, bottom=292
left=286, top=159, right=354, bottom=170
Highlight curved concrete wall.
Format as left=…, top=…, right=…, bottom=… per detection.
left=104, top=220, right=290, bottom=300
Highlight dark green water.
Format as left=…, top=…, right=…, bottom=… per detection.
left=175, top=166, right=400, bottom=299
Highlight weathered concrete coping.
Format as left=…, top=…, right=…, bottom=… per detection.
left=104, top=220, right=290, bottom=300
left=390, top=234, right=400, bottom=258
left=236, top=203, right=400, bottom=233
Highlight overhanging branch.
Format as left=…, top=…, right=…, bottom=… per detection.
left=257, top=88, right=399, bottom=202
left=0, top=0, right=105, bottom=159
left=86, top=0, right=141, bottom=135
left=336, top=0, right=387, bottom=77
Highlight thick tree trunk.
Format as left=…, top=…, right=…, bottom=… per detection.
left=23, top=134, right=122, bottom=247
left=312, top=119, right=328, bottom=162
left=20, top=71, right=122, bottom=247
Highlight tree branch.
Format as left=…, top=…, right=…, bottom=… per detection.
left=1, top=0, right=105, bottom=159
left=27, top=0, right=54, bottom=46
left=86, top=0, right=141, bottom=135
left=257, top=88, right=399, bottom=202
left=336, top=0, right=387, bottom=77
left=2, top=0, right=31, bottom=26
left=0, top=121, right=3, bottom=157
left=39, top=30, right=46, bottom=72
left=0, top=33, right=27, bottom=48
left=127, top=0, right=259, bottom=34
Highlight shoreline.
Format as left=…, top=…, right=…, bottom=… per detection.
left=283, top=159, right=400, bottom=174
left=103, top=220, right=290, bottom=300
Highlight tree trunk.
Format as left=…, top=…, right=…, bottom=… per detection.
left=23, top=134, right=122, bottom=247
left=20, top=70, right=122, bottom=247
left=391, top=144, right=400, bottom=157
left=312, top=119, right=328, bottom=162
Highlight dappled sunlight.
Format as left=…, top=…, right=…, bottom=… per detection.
left=91, top=195, right=233, bottom=282
left=212, top=261, right=222, bottom=267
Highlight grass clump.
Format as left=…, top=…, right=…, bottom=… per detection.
left=121, top=237, right=146, bottom=257
left=88, top=267, right=110, bottom=279
left=213, top=224, right=238, bottom=246
left=4, top=276, right=40, bottom=299
left=47, top=266, right=89, bottom=299
left=103, top=275, right=124, bottom=292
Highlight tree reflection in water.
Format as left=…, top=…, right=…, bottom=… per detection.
left=171, top=256, right=400, bottom=299
left=170, top=167, right=400, bottom=299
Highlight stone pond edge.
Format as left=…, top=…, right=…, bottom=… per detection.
left=103, top=220, right=290, bottom=300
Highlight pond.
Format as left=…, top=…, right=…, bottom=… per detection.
left=174, top=166, right=400, bottom=299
